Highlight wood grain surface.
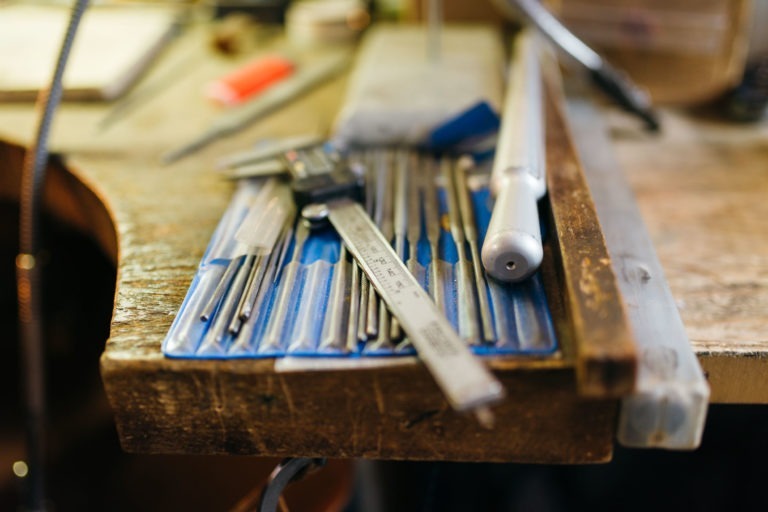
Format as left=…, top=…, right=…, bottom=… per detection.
left=600, top=107, right=768, bottom=402
left=3, top=20, right=764, bottom=461
left=544, top=85, right=638, bottom=397
left=0, top=23, right=628, bottom=461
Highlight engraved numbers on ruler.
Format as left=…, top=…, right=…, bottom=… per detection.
left=326, top=199, right=504, bottom=415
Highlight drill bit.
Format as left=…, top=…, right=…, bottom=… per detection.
left=230, top=253, right=265, bottom=334
left=398, top=151, right=425, bottom=351
left=200, top=256, right=241, bottom=322
left=273, top=223, right=294, bottom=283
left=237, top=212, right=295, bottom=322
left=354, top=150, right=376, bottom=341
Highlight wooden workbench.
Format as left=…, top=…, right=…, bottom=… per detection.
left=593, top=104, right=768, bottom=404
left=1, top=23, right=766, bottom=462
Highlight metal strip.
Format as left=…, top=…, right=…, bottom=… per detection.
left=565, top=88, right=709, bottom=449
left=326, top=199, right=505, bottom=417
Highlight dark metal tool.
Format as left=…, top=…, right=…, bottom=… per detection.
left=199, top=253, right=255, bottom=353
left=161, top=52, right=350, bottom=164
left=365, top=152, right=384, bottom=340
left=257, top=458, right=327, bottom=512
left=492, top=0, right=660, bottom=131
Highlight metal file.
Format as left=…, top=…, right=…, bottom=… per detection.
left=322, top=199, right=505, bottom=418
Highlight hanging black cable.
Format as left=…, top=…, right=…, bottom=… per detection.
left=16, top=0, right=90, bottom=510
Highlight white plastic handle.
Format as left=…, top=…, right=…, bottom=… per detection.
left=482, top=172, right=543, bottom=281
left=483, top=30, right=545, bottom=282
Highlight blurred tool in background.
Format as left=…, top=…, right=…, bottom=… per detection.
left=332, top=24, right=504, bottom=148
left=551, top=0, right=753, bottom=105
left=162, top=50, right=351, bottom=163
left=0, top=3, right=180, bottom=102
left=719, top=0, right=768, bottom=121
left=493, top=0, right=659, bottom=130
left=206, top=54, right=294, bottom=105
left=410, top=0, right=758, bottom=121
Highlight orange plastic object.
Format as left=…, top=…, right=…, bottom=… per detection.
left=206, top=55, right=294, bottom=105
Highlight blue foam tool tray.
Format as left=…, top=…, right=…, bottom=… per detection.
left=163, top=164, right=557, bottom=359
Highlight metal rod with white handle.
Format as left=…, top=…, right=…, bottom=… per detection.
left=482, top=30, right=546, bottom=282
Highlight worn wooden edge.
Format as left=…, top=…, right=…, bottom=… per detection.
left=699, top=351, right=768, bottom=404
left=89, top=90, right=624, bottom=460
left=100, top=353, right=616, bottom=463
left=0, top=98, right=624, bottom=462
left=92, top=97, right=620, bottom=460
left=543, top=81, right=638, bottom=398
left=97, top=228, right=594, bottom=463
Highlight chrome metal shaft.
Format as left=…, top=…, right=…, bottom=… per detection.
left=454, top=158, right=496, bottom=342
left=440, top=157, right=480, bottom=344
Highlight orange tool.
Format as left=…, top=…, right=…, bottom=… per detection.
left=206, top=55, right=294, bottom=105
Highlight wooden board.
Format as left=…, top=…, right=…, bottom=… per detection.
left=0, top=5, right=178, bottom=101
left=564, top=87, right=710, bottom=448
left=544, top=84, right=638, bottom=397
left=1, top=19, right=763, bottom=463
left=103, top=361, right=616, bottom=462
left=91, top=76, right=627, bottom=461
left=0, top=24, right=634, bottom=461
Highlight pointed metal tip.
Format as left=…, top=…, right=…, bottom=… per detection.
left=474, top=406, right=496, bottom=429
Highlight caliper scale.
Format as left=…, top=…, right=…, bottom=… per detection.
left=288, top=146, right=505, bottom=424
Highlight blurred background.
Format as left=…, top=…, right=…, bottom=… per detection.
left=1, top=0, right=767, bottom=510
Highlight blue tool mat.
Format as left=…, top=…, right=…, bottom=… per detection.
left=163, top=158, right=557, bottom=359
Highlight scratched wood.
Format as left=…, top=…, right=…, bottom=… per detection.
left=544, top=85, right=638, bottom=397
left=0, top=23, right=639, bottom=461
left=600, top=105, right=768, bottom=403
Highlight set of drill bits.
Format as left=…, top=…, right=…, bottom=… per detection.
left=163, top=149, right=557, bottom=359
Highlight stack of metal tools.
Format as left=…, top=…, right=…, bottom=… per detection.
left=163, top=148, right=557, bottom=359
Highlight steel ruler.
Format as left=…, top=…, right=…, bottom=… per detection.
left=319, top=199, right=505, bottom=423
